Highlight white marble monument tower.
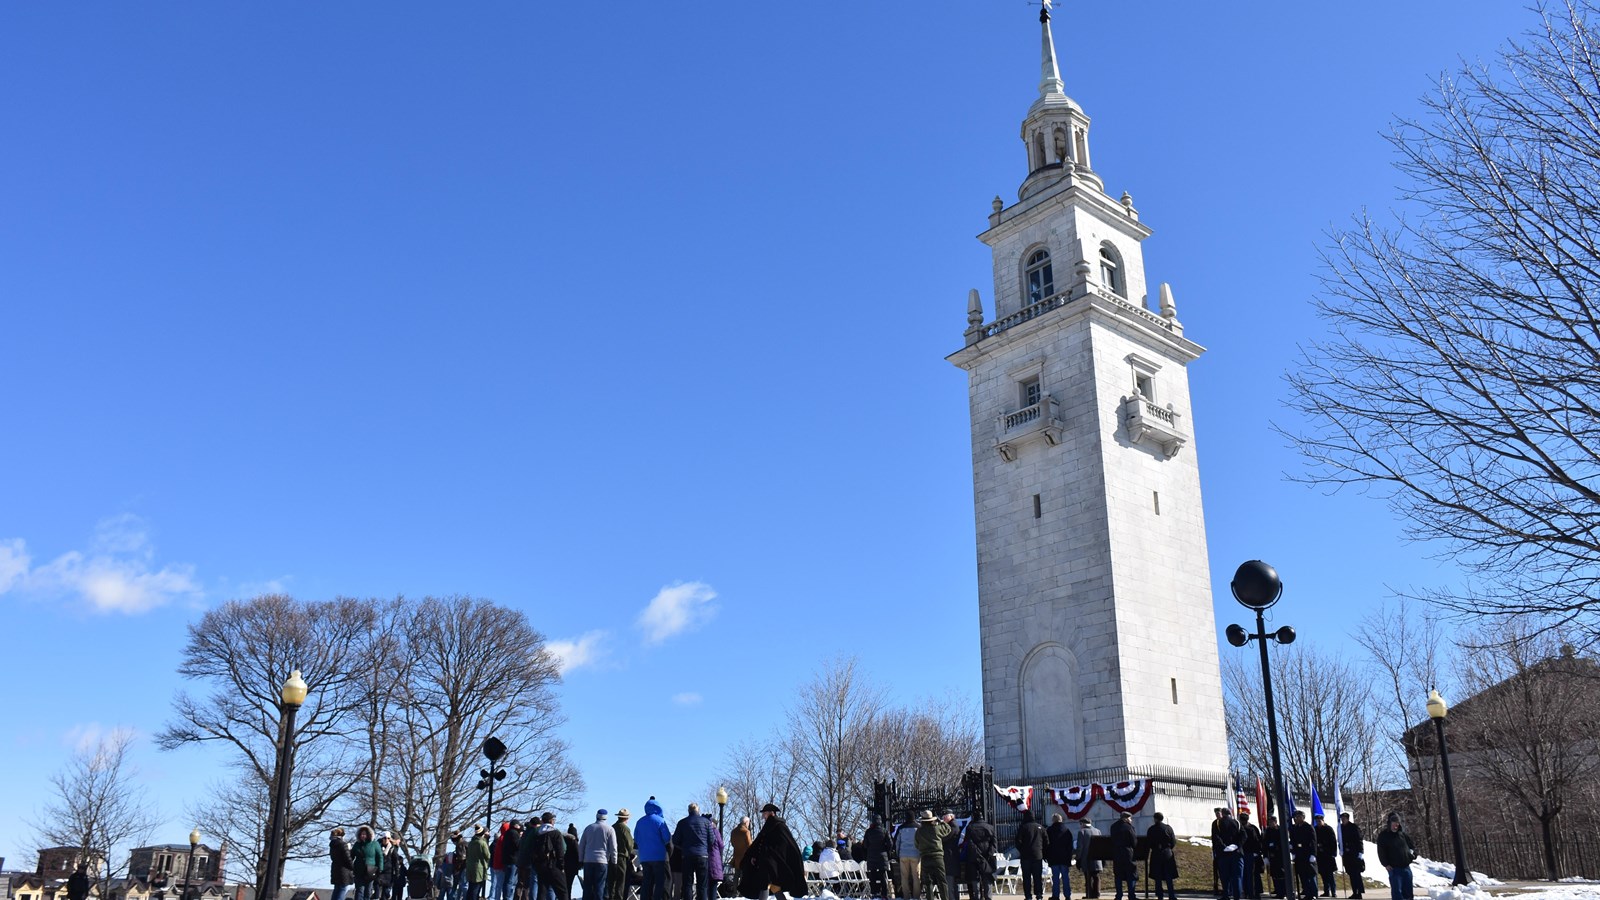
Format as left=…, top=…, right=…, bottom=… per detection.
left=947, top=6, right=1231, bottom=836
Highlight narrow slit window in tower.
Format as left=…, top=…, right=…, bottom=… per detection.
left=1153, top=491, right=1161, bottom=515
left=1033, top=494, right=1042, bottom=519
left=1171, top=678, right=1179, bottom=704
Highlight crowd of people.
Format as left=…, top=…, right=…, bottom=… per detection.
left=1203, top=807, right=1419, bottom=900
left=325, top=804, right=1423, bottom=900
left=325, top=799, right=808, bottom=900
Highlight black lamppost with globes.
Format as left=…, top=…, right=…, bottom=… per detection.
left=1427, top=689, right=1471, bottom=886
left=1225, top=560, right=1295, bottom=900
left=260, top=670, right=309, bottom=900
left=181, top=828, right=200, bottom=900
left=478, top=736, right=508, bottom=831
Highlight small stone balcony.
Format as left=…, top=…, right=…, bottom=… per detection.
left=995, top=394, right=1063, bottom=461
left=1122, top=395, right=1185, bottom=458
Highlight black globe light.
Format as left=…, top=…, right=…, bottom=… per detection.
left=1225, top=561, right=1293, bottom=898
left=480, top=735, right=509, bottom=829
left=1230, top=559, right=1283, bottom=610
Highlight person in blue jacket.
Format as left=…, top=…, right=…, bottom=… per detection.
left=634, top=798, right=674, bottom=900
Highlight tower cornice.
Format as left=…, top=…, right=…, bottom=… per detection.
left=947, top=287, right=1202, bottom=372
left=979, top=178, right=1151, bottom=248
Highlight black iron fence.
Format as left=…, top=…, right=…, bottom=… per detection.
left=1414, top=834, right=1600, bottom=881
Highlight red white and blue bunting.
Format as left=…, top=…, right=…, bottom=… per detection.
left=1049, top=785, right=1097, bottom=820
left=995, top=784, right=1035, bottom=811
left=1098, top=780, right=1152, bottom=814
left=1019, top=779, right=1155, bottom=817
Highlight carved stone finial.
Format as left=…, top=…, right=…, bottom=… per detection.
left=992, top=196, right=1004, bottom=214
left=1159, top=282, right=1177, bottom=319
left=967, top=288, right=985, bottom=327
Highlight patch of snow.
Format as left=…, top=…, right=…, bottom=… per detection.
left=1359, top=841, right=1500, bottom=888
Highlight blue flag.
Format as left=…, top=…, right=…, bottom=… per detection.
left=1285, top=783, right=1298, bottom=816
left=1311, top=785, right=1325, bottom=820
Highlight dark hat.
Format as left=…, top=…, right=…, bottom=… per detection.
left=761, top=803, right=781, bottom=813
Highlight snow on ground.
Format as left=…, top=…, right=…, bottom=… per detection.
left=1358, top=841, right=1502, bottom=888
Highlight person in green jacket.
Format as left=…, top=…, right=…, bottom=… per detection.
left=466, top=825, right=493, bottom=900
left=354, top=826, right=385, bottom=900
left=915, top=811, right=952, bottom=900
left=610, top=809, right=636, bottom=900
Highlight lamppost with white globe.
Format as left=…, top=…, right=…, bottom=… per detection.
left=181, top=828, right=201, bottom=900
left=1427, top=689, right=1470, bottom=885
left=259, top=670, right=308, bottom=900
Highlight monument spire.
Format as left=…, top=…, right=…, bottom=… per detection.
left=1038, top=1, right=1065, bottom=98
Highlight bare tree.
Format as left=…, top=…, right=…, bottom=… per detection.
left=857, top=696, right=984, bottom=801
left=33, top=728, right=158, bottom=897
left=158, top=594, right=384, bottom=884
left=1224, top=642, right=1382, bottom=803
left=710, top=660, right=982, bottom=844
left=358, top=595, right=584, bottom=859
left=788, top=656, right=886, bottom=841
left=710, top=738, right=804, bottom=830
left=1283, top=0, right=1600, bottom=638
left=1354, top=599, right=1452, bottom=845
left=1445, top=627, right=1600, bottom=879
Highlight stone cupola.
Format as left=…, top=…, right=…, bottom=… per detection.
left=1019, top=1, right=1101, bottom=200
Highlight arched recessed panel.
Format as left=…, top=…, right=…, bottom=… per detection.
left=1020, top=642, right=1082, bottom=778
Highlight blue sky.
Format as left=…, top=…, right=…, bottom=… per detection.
left=0, top=0, right=1534, bottom=880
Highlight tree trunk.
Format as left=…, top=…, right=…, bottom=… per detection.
left=1540, top=813, right=1559, bottom=881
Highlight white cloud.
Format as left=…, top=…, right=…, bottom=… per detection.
left=0, top=516, right=200, bottom=614
left=671, top=692, right=703, bottom=706
left=62, top=722, right=105, bottom=753
left=547, top=630, right=607, bottom=674
left=636, top=581, right=718, bottom=645
left=61, top=723, right=138, bottom=756
left=0, top=539, right=30, bottom=593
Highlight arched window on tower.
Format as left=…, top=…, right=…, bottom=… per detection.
left=1033, top=132, right=1046, bottom=171
left=1025, top=249, right=1054, bottom=305
left=1099, top=243, right=1126, bottom=298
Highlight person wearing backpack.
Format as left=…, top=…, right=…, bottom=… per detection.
left=532, top=813, right=570, bottom=900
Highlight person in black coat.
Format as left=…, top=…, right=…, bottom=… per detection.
left=1145, top=813, right=1178, bottom=900
left=1045, top=815, right=1075, bottom=900
left=564, top=826, right=581, bottom=896
left=384, top=833, right=409, bottom=900
left=1239, top=813, right=1263, bottom=900
left=1338, top=814, right=1364, bottom=900
left=67, top=866, right=90, bottom=900
left=862, top=816, right=893, bottom=900
left=941, top=813, right=964, bottom=900
left=1288, top=813, right=1318, bottom=900
left=1260, top=818, right=1285, bottom=900
left=739, top=803, right=805, bottom=900
left=1109, top=813, right=1137, bottom=900
left=1015, top=810, right=1048, bottom=900
left=964, top=813, right=998, bottom=900
left=1216, top=811, right=1244, bottom=900
left=333, top=828, right=357, bottom=900
left=1313, top=817, right=1337, bottom=898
